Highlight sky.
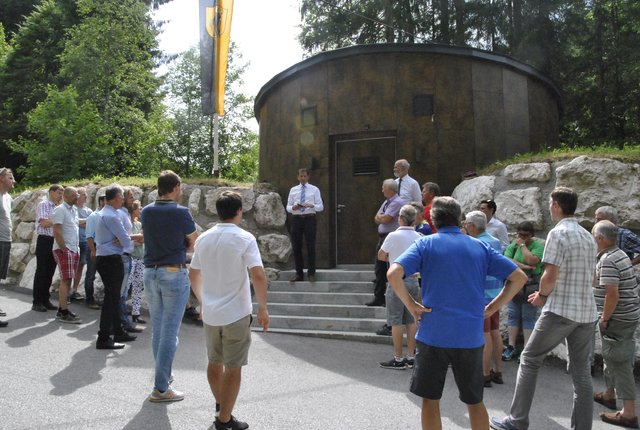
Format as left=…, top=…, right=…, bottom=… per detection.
left=153, top=0, right=305, bottom=99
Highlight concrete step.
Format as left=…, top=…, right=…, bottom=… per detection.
left=268, top=280, right=373, bottom=293
left=263, top=314, right=385, bottom=333
left=278, top=269, right=375, bottom=282
left=265, top=291, right=372, bottom=305
left=254, top=302, right=386, bottom=319
left=251, top=326, right=393, bottom=345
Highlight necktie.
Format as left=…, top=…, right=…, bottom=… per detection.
left=300, top=185, right=306, bottom=212
left=398, top=178, right=403, bottom=196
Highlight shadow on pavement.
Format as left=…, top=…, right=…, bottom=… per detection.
left=122, top=400, right=172, bottom=430
left=49, top=344, right=112, bottom=395
left=4, top=313, right=60, bottom=347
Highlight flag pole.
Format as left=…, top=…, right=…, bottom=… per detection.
left=213, top=112, right=220, bottom=177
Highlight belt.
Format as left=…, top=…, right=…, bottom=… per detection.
left=294, top=214, right=315, bottom=218
left=147, top=263, right=188, bottom=269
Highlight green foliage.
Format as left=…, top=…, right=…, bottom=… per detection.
left=0, top=0, right=41, bottom=38
left=58, top=0, right=163, bottom=177
left=162, top=44, right=258, bottom=181
left=22, top=86, right=112, bottom=184
left=0, top=0, right=78, bottom=170
left=0, top=23, right=9, bottom=61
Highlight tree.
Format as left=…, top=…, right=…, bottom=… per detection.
left=0, top=0, right=78, bottom=172
left=162, top=44, right=258, bottom=181
left=58, top=0, right=165, bottom=176
left=22, top=86, right=112, bottom=184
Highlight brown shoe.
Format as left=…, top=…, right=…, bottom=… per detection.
left=600, top=411, right=639, bottom=429
left=490, top=369, right=504, bottom=384
left=594, top=392, right=617, bottom=410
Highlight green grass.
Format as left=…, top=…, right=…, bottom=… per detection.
left=478, top=144, right=640, bottom=175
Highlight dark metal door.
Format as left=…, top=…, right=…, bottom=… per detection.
left=335, top=136, right=396, bottom=264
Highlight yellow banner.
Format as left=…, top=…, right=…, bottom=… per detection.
left=214, top=0, right=234, bottom=116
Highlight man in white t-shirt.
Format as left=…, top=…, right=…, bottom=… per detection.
left=189, top=191, right=269, bottom=430
left=479, top=199, right=509, bottom=251
left=377, top=204, right=422, bottom=370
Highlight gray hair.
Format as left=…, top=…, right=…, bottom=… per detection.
left=396, top=159, right=410, bottom=169
left=382, top=178, right=398, bottom=193
left=595, top=206, right=618, bottom=224
left=431, top=197, right=462, bottom=229
left=409, top=201, right=424, bottom=214
left=465, top=210, right=487, bottom=231
left=399, top=204, right=417, bottom=226
left=593, top=220, right=618, bottom=243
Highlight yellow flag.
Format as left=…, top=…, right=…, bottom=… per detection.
left=214, top=0, right=233, bottom=116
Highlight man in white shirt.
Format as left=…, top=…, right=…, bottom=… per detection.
left=286, top=168, right=324, bottom=282
left=377, top=205, right=421, bottom=370
left=394, top=159, right=421, bottom=203
left=189, top=191, right=269, bottom=430
left=479, top=199, right=509, bottom=251
left=0, top=167, right=15, bottom=327
left=52, top=186, right=82, bottom=324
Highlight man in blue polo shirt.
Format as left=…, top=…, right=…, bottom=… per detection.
left=388, top=196, right=527, bottom=430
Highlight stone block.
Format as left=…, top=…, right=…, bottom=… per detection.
left=451, top=176, right=495, bottom=215
left=504, top=162, right=551, bottom=182
left=253, top=193, right=286, bottom=228
left=257, top=234, right=292, bottom=263
left=495, top=187, right=544, bottom=230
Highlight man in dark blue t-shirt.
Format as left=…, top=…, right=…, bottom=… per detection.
left=141, top=170, right=197, bottom=403
left=388, top=196, right=527, bottom=430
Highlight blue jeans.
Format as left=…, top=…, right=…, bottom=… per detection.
left=119, top=254, right=132, bottom=329
left=144, top=266, right=190, bottom=392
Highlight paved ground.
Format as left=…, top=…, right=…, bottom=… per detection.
left=0, top=285, right=635, bottom=430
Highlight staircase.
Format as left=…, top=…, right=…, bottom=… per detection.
left=252, top=265, right=392, bottom=344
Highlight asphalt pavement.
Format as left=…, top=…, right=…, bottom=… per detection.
left=0, top=285, right=635, bottom=430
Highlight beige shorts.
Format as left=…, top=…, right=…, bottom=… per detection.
left=204, top=314, right=252, bottom=368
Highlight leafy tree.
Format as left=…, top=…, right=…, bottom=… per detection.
left=0, top=0, right=40, bottom=39
left=58, top=0, right=164, bottom=176
left=162, top=44, right=258, bottom=181
left=0, top=0, right=78, bottom=172
left=22, top=86, right=112, bottom=184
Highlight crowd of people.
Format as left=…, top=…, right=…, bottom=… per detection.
left=1, top=161, right=640, bottom=430
left=0, top=169, right=269, bottom=430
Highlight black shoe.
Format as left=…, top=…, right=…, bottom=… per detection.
left=96, top=339, right=125, bottom=350
left=376, top=324, right=392, bottom=336
left=86, top=300, right=101, bottom=310
left=132, top=315, right=146, bottom=324
left=184, top=306, right=199, bottom=320
left=214, top=415, right=249, bottom=430
left=43, top=301, right=57, bottom=310
left=32, top=303, right=47, bottom=312
left=114, top=332, right=137, bottom=342
left=379, top=358, right=407, bottom=370
left=0, top=320, right=8, bottom=327
left=308, top=274, right=316, bottom=282
left=365, top=300, right=385, bottom=307
left=290, top=275, right=304, bottom=282
left=484, top=374, right=492, bottom=388
left=125, top=326, right=143, bottom=333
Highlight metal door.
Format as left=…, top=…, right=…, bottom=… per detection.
left=335, top=136, right=396, bottom=264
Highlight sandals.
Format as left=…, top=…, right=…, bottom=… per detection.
left=594, top=391, right=617, bottom=410
left=600, top=411, right=639, bottom=429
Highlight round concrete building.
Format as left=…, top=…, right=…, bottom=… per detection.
left=255, top=43, right=561, bottom=266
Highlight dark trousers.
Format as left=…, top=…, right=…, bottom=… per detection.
left=96, top=255, right=125, bottom=341
left=84, top=255, right=97, bottom=302
left=32, top=235, right=56, bottom=305
left=291, top=215, right=317, bottom=277
left=373, top=233, right=389, bottom=302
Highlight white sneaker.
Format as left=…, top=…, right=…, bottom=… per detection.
left=148, top=387, right=185, bottom=403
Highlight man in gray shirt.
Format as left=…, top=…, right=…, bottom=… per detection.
left=0, top=167, right=15, bottom=327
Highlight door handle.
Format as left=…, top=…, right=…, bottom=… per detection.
left=337, top=204, right=346, bottom=214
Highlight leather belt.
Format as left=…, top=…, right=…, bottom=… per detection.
left=147, top=263, right=188, bottom=269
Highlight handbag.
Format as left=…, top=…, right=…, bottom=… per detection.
left=513, top=274, right=540, bottom=304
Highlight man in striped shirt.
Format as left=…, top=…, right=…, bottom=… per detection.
left=592, top=220, right=639, bottom=429
left=32, top=184, right=64, bottom=312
